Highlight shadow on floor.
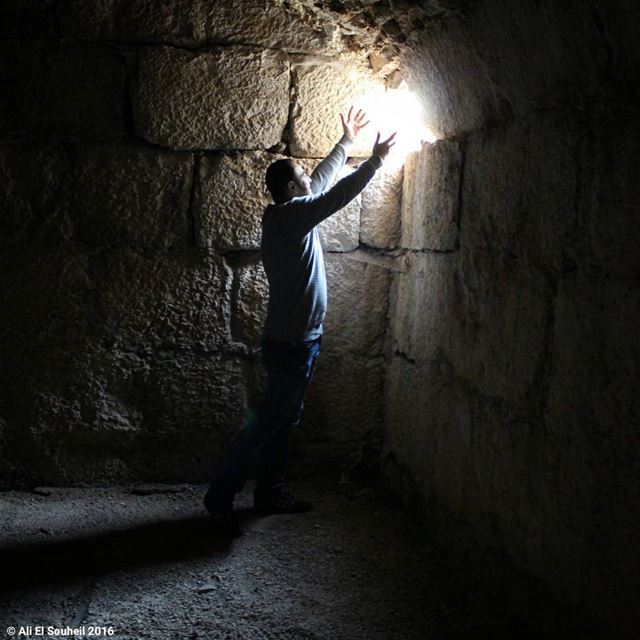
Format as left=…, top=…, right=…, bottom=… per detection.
left=1, top=508, right=255, bottom=593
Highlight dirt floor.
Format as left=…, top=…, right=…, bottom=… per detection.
left=0, top=477, right=510, bottom=640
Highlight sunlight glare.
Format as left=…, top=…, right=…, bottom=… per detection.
left=360, top=81, right=437, bottom=167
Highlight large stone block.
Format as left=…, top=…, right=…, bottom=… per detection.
left=390, top=248, right=552, bottom=401
left=0, top=141, right=69, bottom=246
left=63, top=143, right=193, bottom=251
left=119, top=351, right=246, bottom=438
left=0, top=246, right=232, bottom=354
left=0, top=246, right=93, bottom=353
left=202, top=0, right=339, bottom=53
left=323, top=253, right=390, bottom=357
left=402, top=20, right=498, bottom=139
left=57, top=0, right=206, bottom=46
left=466, top=0, right=608, bottom=117
left=382, top=355, right=474, bottom=515
left=0, top=40, right=125, bottom=139
left=402, top=3, right=607, bottom=137
left=231, top=257, right=268, bottom=348
left=57, top=0, right=339, bottom=52
left=0, top=342, right=247, bottom=484
left=290, top=63, right=384, bottom=157
left=460, top=113, right=579, bottom=268
left=94, top=251, right=233, bottom=352
left=195, top=151, right=278, bottom=251
left=360, top=164, right=403, bottom=249
left=304, top=352, right=384, bottom=446
left=401, top=140, right=461, bottom=251
left=133, top=46, right=290, bottom=150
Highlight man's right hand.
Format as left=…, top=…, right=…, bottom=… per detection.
left=372, top=131, right=397, bottom=160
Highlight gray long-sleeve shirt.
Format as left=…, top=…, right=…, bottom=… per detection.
left=261, top=136, right=382, bottom=342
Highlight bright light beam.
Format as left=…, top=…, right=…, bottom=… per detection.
left=359, top=81, right=437, bottom=168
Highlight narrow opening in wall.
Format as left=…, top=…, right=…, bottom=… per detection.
left=358, top=79, right=437, bottom=168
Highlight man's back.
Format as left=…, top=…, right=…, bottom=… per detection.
left=261, top=136, right=383, bottom=342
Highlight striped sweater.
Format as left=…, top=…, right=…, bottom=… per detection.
left=261, top=136, right=382, bottom=342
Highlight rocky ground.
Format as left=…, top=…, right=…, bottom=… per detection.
left=0, top=478, right=510, bottom=640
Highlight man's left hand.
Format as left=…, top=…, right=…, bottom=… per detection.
left=340, top=106, right=369, bottom=142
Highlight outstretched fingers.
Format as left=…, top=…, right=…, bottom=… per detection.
left=383, top=131, right=397, bottom=146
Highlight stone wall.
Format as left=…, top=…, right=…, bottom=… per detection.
left=0, top=1, right=399, bottom=487
left=2, top=0, right=638, bottom=635
left=383, top=1, right=640, bottom=637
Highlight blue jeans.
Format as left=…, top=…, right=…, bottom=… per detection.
left=207, top=336, right=321, bottom=504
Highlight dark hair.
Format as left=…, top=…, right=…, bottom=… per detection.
left=265, top=159, right=296, bottom=204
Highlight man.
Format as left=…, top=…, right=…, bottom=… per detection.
left=204, top=107, right=396, bottom=537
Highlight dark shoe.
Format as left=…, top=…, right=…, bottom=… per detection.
left=203, top=491, right=242, bottom=538
left=205, top=503, right=243, bottom=538
left=254, top=491, right=313, bottom=516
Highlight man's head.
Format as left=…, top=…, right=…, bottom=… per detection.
left=265, top=159, right=312, bottom=204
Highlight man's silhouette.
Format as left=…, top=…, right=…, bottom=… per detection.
left=204, top=107, right=396, bottom=537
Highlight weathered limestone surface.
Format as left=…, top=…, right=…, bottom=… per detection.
left=57, top=0, right=339, bottom=52
left=402, top=21, right=498, bottom=139
left=0, top=40, right=125, bottom=139
left=202, top=0, right=339, bottom=53
left=94, top=251, right=233, bottom=352
left=56, top=0, right=207, bottom=46
left=385, top=267, right=640, bottom=623
left=382, top=349, right=593, bottom=603
left=0, top=142, right=69, bottom=246
left=133, top=46, right=290, bottom=150
left=0, top=246, right=233, bottom=356
left=386, top=4, right=638, bottom=632
left=0, top=140, right=193, bottom=252
left=323, top=254, right=390, bottom=357
left=465, top=0, right=608, bottom=117
left=461, top=113, right=579, bottom=268
left=304, top=352, right=384, bottom=447
left=0, top=344, right=246, bottom=485
left=401, top=140, right=461, bottom=251
left=0, top=240, right=241, bottom=485
left=66, top=143, right=193, bottom=251
left=403, top=1, right=608, bottom=138
left=391, top=248, right=552, bottom=403
left=195, top=151, right=279, bottom=251
left=231, top=257, right=269, bottom=348
left=0, top=246, right=93, bottom=353
left=360, top=164, right=402, bottom=248
left=290, top=63, right=384, bottom=157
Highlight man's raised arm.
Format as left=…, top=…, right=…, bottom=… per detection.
left=310, top=107, right=370, bottom=194
left=288, top=130, right=397, bottom=237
